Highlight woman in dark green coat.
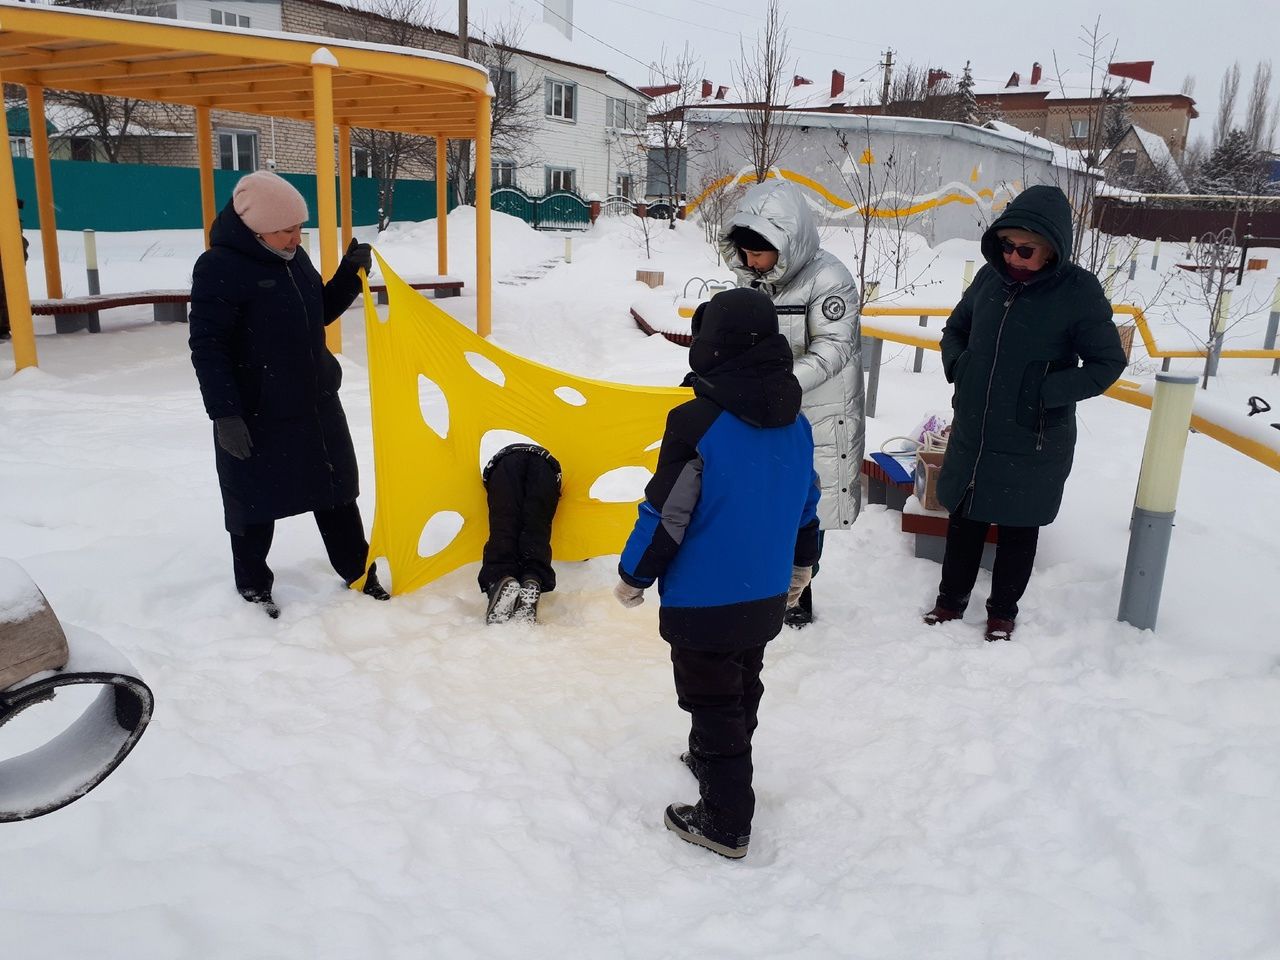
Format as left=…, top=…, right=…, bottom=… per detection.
left=923, top=185, right=1127, bottom=641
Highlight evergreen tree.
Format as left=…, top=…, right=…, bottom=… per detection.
left=1102, top=81, right=1132, bottom=150
left=957, top=61, right=979, bottom=125
left=1194, top=128, right=1265, bottom=194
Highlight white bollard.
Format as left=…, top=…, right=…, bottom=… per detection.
left=961, top=259, right=975, bottom=293
left=83, top=229, right=100, bottom=295
left=564, top=235, right=573, bottom=264
left=1104, top=247, right=1117, bottom=298
left=1151, top=237, right=1162, bottom=271
left=1117, top=373, right=1198, bottom=630
left=1265, top=278, right=1280, bottom=376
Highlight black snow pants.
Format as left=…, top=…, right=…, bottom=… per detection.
left=478, top=445, right=562, bottom=593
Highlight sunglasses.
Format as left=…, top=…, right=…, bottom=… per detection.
left=1000, top=238, right=1042, bottom=260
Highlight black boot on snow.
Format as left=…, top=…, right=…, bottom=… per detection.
left=512, top=578, right=541, bottom=623
left=664, top=803, right=749, bottom=860
left=240, top=589, right=280, bottom=619
left=484, top=576, right=521, bottom=624
left=784, top=583, right=813, bottom=628
left=360, top=564, right=391, bottom=601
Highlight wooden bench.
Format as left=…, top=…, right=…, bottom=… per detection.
left=902, top=497, right=999, bottom=569
left=367, top=277, right=464, bottom=305
left=862, top=454, right=915, bottom=511
left=31, top=290, right=191, bottom=334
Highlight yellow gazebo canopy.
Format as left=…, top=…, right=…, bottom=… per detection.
left=0, top=0, right=495, bottom=371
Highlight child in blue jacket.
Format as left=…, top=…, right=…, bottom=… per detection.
left=615, top=287, right=820, bottom=859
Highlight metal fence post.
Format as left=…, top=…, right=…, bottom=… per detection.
left=912, top=314, right=927, bottom=373
left=1265, top=278, right=1280, bottom=376
left=1150, top=237, right=1161, bottom=271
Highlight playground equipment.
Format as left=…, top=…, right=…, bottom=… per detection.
left=0, top=559, right=154, bottom=821
left=0, top=0, right=494, bottom=373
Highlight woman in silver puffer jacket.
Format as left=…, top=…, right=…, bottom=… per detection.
left=719, top=180, right=865, bottom=625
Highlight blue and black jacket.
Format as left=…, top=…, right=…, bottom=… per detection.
left=619, top=331, right=821, bottom=651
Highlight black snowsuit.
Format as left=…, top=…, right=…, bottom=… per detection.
left=478, top=444, right=562, bottom=594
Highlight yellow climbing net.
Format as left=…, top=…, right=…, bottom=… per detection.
left=361, top=252, right=690, bottom=596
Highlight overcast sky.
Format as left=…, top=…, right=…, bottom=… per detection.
left=452, top=0, right=1279, bottom=149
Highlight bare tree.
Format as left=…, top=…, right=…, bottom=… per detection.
left=448, top=13, right=544, bottom=199
left=1170, top=228, right=1254, bottom=387
left=647, top=44, right=703, bottom=229
left=1214, top=61, right=1241, bottom=148
left=1244, top=60, right=1279, bottom=151
left=732, top=0, right=793, bottom=183
left=879, top=64, right=962, bottom=121
left=347, top=0, right=441, bottom=229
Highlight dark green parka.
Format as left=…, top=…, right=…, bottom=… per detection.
left=937, top=185, right=1127, bottom=527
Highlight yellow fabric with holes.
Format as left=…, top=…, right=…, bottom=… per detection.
left=362, top=252, right=691, bottom=596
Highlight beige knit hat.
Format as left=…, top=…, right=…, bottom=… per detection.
left=232, top=171, right=309, bottom=234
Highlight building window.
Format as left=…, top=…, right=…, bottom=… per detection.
left=217, top=129, right=258, bottom=171
left=615, top=172, right=635, bottom=199
left=490, top=67, right=516, bottom=106
left=545, top=80, right=576, bottom=121
left=606, top=97, right=642, bottom=130
left=134, top=2, right=177, bottom=17
left=1070, top=119, right=1089, bottom=139
left=352, top=147, right=374, bottom=178
left=210, top=9, right=251, bottom=28
left=69, top=137, right=95, bottom=162
left=9, top=137, right=31, bottom=158
left=493, top=160, right=516, bottom=188
left=1117, top=150, right=1137, bottom=176
left=545, top=166, right=576, bottom=192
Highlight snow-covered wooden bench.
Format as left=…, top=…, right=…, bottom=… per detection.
left=367, top=276, right=464, bottom=305
left=31, top=290, right=190, bottom=334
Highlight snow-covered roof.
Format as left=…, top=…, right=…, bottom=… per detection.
left=972, top=67, right=1187, bottom=102
left=982, top=119, right=1097, bottom=175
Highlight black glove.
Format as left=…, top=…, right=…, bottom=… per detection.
left=214, top=416, right=253, bottom=460
left=342, top=237, right=372, bottom=274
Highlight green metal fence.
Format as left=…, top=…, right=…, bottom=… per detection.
left=491, top=186, right=590, bottom=231
left=9, top=157, right=454, bottom=231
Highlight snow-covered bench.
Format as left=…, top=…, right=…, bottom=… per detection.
left=31, top=290, right=190, bottom=334
left=863, top=454, right=915, bottom=511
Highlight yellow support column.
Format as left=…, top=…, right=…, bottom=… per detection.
left=474, top=95, right=492, bottom=338
left=337, top=124, right=352, bottom=250
left=0, top=84, right=37, bottom=371
left=25, top=85, right=61, bottom=300
left=312, top=53, right=340, bottom=354
left=195, top=106, right=216, bottom=248
left=435, top=134, right=448, bottom=276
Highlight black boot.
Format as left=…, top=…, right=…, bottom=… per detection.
left=512, top=578, right=541, bottom=623
left=240, top=589, right=280, bottom=619
left=664, top=803, right=749, bottom=859
left=784, top=583, right=813, bottom=628
left=361, top=564, right=390, bottom=601
left=484, top=576, right=521, bottom=624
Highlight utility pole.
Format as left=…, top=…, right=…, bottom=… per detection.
left=879, top=49, right=894, bottom=114
left=457, top=0, right=472, bottom=204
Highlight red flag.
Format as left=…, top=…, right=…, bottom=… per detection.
left=1107, top=61, right=1154, bottom=84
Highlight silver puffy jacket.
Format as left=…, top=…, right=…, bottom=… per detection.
left=719, top=180, right=864, bottom=530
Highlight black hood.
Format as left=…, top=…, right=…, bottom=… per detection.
left=688, top=336, right=801, bottom=428
left=981, top=184, right=1074, bottom=282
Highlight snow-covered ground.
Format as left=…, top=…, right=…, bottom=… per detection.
left=2, top=209, right=1279, bottom=959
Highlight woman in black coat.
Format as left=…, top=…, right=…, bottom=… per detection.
left=189, top=171, right=387, bottom=617
left=924, top=185, right=1127, bottom=641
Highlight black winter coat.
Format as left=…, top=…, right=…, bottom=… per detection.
left=189, top=202, right=364, bottom=533
left=937, top=185, right=1127, bottom=527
